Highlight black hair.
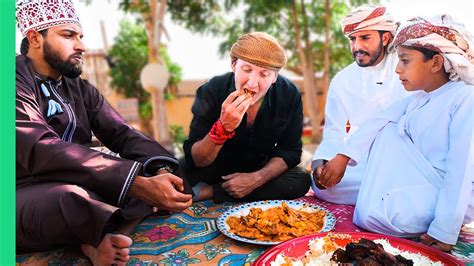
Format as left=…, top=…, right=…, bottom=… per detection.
left=20, top=29, right=48, bottom=55
left=377, top=30, right=387, bottom=39
left=405, top=45, right=439, bottom=61
left=231, top=56, right=237, bottom=65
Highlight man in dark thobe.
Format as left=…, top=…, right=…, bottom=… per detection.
left=16, top=0, right=192, bottom=264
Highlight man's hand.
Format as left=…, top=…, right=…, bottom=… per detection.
left=420, top=233, right=453, bottom=252
left=129, top=173, right=193, bottom=213
left=318, top=154, right=350, bottom=189
left=221, top=172, right=262, bottom=199
left=220, top=90, right=252, bottom=132
left=312, top=165, right=326, bottom=189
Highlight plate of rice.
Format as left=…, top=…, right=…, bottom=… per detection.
left=254, top=232, right=461, bottom=265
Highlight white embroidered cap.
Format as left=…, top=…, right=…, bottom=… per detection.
left=16, top=0, right=81, bottom=38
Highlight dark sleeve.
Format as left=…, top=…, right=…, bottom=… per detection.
left=182, top=81, right=220, bottom=168
left=83, top=80, right=179, bottom=176
left=270, top=85, right=303, bottom=168
left=16, top=76, right=140, bottom=207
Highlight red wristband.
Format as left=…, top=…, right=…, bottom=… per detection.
left=208, top=119, right=235, bottom=145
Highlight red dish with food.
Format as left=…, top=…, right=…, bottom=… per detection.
left=254, top=232, right=461, bottom=266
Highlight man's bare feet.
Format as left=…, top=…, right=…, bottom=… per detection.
left=81, top=233, right=132, bottom=265
left=192, top=182, right=213, bottom=202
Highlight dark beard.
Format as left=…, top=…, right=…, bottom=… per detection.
left=43, top=41, right=82, bottom=78
left=353, top=39, right=385, bottom=67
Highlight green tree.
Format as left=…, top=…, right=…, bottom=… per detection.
left=108, top=19, right=182, bottom=121
left=108, top=20, right=148, bottom=104
left=115, top=0, right=174, bottom=142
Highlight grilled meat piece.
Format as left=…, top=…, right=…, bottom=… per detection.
left=331, top=238, right=414, bottom=265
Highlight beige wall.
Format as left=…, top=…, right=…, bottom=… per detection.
left=165, top=97, right=195, bottom=135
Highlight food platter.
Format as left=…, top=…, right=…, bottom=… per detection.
left=216, top=200, right=336, bottom=245
left=253, top=232, right=461, bottom=265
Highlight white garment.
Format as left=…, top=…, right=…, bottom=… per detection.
left=343, top=81, right=474, bottom=245
left=464, top=130, right=474, bottom=224
left=311, top=52, right=408, bottom=204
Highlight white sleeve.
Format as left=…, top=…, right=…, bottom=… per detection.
left=312, top=81, right=348, bottom=171
left=341, top=95, right=413, bottom=165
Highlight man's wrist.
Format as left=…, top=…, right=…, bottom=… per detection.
left=156, top=164, right=173, bottom=174
left=129, top=175, right=146, bottom=199
left=253, top=170, right=269, bottom=187
left=208, top=119, right=235, bottom=145
left=336, top=154, right=350, bottom=164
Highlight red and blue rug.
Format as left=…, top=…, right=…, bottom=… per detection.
left=16, top=195, right=474, bottom=265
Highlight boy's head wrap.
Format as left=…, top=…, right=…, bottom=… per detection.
left=393, top=14, right=474, bottom=85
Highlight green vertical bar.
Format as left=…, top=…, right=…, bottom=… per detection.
left=0, top=0, right=16, bottom=264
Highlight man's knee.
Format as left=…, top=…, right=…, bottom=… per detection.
left=17, top=184, right=88, bottom=222
left=17, top=184, right=90, bottom=252
left=278, top=167, right=311, bottom=198
left=287, top=167, right=311, bottom=185
left=178, top=156, right=222, bottom=186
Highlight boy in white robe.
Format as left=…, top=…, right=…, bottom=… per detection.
left=319, top=15, right=474, bottom=252
left=311, top=5, right=408, bottom=204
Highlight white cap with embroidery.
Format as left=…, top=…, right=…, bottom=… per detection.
left=16, top=0, right=81, bottom=38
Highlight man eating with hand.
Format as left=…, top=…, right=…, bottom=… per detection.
left=181, top=32, right=311, bottom=203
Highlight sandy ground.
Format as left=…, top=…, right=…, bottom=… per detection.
left=300, top=143, right=318, bottom=171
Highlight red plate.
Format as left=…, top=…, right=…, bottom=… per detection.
left=253, top=232, right=461, bottom=266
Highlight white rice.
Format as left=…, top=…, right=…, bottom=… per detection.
left=270, top=237, right=444, bottom=266
left=374, top=239, right=443, bottom=266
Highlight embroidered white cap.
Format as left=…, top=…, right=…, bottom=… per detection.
left=16, top=0, right=81, bottom=38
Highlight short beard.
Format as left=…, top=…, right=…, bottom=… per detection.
left=353, top=40, right=385, bottom=67
left=43, top=40, right=82, bottom=78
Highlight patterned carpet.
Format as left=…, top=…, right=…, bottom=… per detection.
left=16, top=195, right=474, bottom=265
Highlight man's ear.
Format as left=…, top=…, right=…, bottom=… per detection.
left=431, top=54, right=445, bottom=73
left=382, top=32, right=392, bottom=47
left=25, top=30, right=43, bottom=49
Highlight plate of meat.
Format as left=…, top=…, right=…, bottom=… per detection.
left=254, top=232, right=461, bottom=265
left=216, top=200, right=336, bottom=245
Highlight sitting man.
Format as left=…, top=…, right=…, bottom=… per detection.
left=16, top=0, right=192, bottom=264
left=181, top=32, right=311, bottom=202
left=311, top=4, right=408, bottom=204
left=318, top=14, right=474, bottom=252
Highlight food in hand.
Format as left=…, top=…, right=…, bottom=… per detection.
left=243, top=88, right=256, bottom=98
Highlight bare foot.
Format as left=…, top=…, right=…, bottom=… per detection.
left=192, top=183, right=213, bottom=202
left=199, top=184, right=213, bottom=201
left=81, top=233, right=132, bottom=265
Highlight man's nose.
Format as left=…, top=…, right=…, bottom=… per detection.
left=247, top=72, right=259, bottom=88
left=75, top=38, right=86, bottom=53
left=351, top=39, right=362, bottom=51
